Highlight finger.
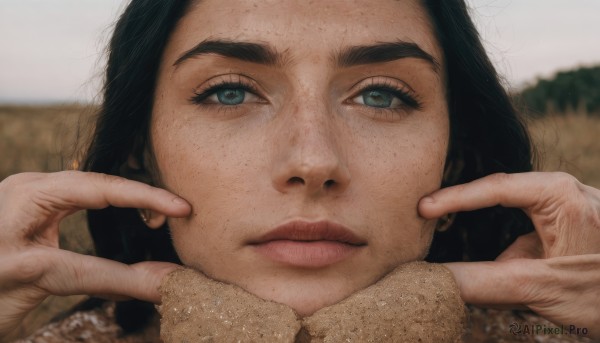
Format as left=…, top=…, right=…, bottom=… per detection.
left=34, top=171, right=191, bottom=217
left=443, top=259, right=545, bottom=306
left=4, top=248, right=180, bottom=304
left=53, top=254, right=179, bottom=304
left=495, top=232, right=544, bottom=261
left=418, top=172, right=570, bottom=218
left=545, top=253, right=600, bottom=272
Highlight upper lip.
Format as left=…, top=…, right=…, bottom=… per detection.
left=249, top=220, right=367, bottom=246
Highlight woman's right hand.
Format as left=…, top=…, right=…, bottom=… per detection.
left=0, top=171, right=191, bottom=341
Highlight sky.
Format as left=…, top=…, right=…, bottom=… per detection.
left=0, top=0, right=599, bottom=103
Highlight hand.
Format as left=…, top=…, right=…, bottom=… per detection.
left=0, top=171, right=191, bottom=341
left=419, top=172, right=600, bottom=338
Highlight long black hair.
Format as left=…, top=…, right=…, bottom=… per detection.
left=421, top=0, right=535, bottom=262
left=81, top=0, right=534, bottom=333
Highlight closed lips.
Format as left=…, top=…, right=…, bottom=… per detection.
left=249, top=220, right=366, bottom=268
left=249, top=220, right=367, bottom=246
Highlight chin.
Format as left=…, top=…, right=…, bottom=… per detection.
left=237, top=272, right=371, bottom=317
left=276, top=293, right=342, bottom=317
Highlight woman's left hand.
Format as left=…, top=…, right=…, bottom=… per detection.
left=419, top=172, right=600, bottom=339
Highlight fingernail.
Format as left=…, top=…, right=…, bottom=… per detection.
left=422, top=196, right=435, bottom=204
left=172, top=197, right=187, bottom=205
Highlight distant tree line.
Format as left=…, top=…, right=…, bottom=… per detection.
left=517, top=65, right=600, bottom=116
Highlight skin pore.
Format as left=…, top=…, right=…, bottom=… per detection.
left=148, top=0, right=449, bottom=316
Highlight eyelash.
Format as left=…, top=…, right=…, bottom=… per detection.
left=188, top=79, right=422, bottom=116
left=189, top=80, right=257, bottom=107
left=350, top=79, right=422, bottom=112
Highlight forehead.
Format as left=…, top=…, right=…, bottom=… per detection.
left=164, top=0, right=442, bottom=67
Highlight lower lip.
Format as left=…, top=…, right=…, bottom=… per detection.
left=252, top=240, right=363, bottom=268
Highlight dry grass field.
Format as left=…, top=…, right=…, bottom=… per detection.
left=529, top=113, right=600, bottom=188
left=0, top=104, right=96, bottom=338
left=1, top=104, right=600, bottom=336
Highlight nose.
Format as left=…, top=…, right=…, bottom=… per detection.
left=271, top=101, right=351, bottom=197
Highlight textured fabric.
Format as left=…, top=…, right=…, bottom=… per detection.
left=14, top=302, right=160, bottom=343
left=14, top=302, right=597, bottom=342
left=465, top=307, right=597, bottom=343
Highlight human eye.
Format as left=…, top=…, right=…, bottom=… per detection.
left=188, top=76, right=264, bottom=107
left=349, top=78, right=422, bottom=119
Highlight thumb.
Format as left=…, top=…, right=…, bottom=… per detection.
left=37, top=249, right=180, bottom=304
left=443, top=259, right=541, bottom=307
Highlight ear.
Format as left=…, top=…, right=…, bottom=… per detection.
left=120, top=143, right=167, bottom=229
left=138, top=208, right=167, bottom=229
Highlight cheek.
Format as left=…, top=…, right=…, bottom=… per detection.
left=352, top=116, right=448, bottom=261
left=152, top=112, right=260, bottom=193
left=148, top=121, right=248, bottom=271
left=351, top=111, right=448, bottom=200
left=150, top=116, right=259, bottom=265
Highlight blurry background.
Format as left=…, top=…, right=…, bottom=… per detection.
left=2, top=0, right=600, bottom=103
left=1, top=0, right=599, bottom=338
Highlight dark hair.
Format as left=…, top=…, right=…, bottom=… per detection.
left=82, top=0, right=193, bottom=332
left=421, top=0, right=535, bottom=262
left=82, top=0, right=534, bottom=333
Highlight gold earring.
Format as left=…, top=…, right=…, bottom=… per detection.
left=435, top=213, right=456, bottom=232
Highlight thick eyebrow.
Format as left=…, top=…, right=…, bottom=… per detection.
left=173, top=39, right=440, bottom=73
left=335, top=41, right=440, bottom=72
left=173, top=39, right=282, bottom=67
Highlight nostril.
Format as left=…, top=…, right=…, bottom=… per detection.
left=287, top=176, right=305, bottom=185
left=324, top=179, right=335, bottom=188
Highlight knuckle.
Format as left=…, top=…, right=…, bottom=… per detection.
left=1, top=172, right=42, bottom=189
left=512, top=260, right=550, bottom=303
left=551, top=172, right=580, bottom=191
left=87, top=172, right=128, bottom=195
left=53, top=170, right=83, bottom=180
left=10, top=249, right=47, bottom=283
left=70, top=258, right=87, bottom=290
left=487, top=172, right=510, bottom=186
left=0, top=174, right=46, bottom=205
left=102, top=173, right=129, bottom=187
left=45, top=171, right=88, bottom=196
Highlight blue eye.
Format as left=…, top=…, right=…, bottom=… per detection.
left=362, top=89, right=395, bottom=108
left=216, top=88, right=246, bottom=105
left=352, top=87, right=406, bottom=109
left=190, top=81, right=262, bottom=106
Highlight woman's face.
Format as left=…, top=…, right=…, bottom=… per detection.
left=150, top=0, right=448, bottom=316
